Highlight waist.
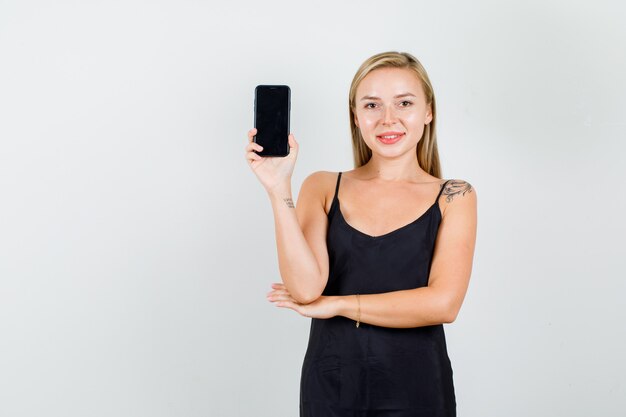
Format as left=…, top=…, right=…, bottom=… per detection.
left=305, top=316, right=449, bottom=360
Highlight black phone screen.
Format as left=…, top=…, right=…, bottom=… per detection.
left=254, top=85, right=290, bottom=157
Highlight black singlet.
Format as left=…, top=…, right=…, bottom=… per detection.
left=300, top=172, right=456, bottom=416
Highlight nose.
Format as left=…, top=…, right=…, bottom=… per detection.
left=382, top=105, right=398, bottom=126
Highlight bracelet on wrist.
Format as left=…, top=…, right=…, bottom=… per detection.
left=355, top=294, right=361, bottom=328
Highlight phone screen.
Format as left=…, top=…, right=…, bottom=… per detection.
left=254, top=85, right=290, bottom=157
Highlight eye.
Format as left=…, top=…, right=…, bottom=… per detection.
left=399, top=100, right=413, bottom=107
left=364, top=102, right=378, bottom=109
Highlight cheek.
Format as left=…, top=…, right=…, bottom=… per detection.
left=356, top=112, right=378, bottom=129
left=361, top=117, right=378, bottom=129
left=403, top=112, right=424, bottom=124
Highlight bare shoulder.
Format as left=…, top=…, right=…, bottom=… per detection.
left=441, top=179, right=475, bottom=203
left=299, top=171, right=341, bottom=214
left=302, top=170, right=339, bottom=185
left=440, top=179, right=477, bottom=217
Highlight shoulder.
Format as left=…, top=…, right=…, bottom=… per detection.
left=440, top=179, right=475, bottom=201
left=299, top=171, right=341, bottom=213
left=303, top=170, right=339, bottom=183
left=439, top=179, right=477, bottom=216
left=301, top=171, right=340, bottom=193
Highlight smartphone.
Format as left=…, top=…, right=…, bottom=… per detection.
left=254, top=85, right=290, bottom=157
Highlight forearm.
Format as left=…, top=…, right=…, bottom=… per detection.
left=268, top=185, right=324, bottom=304
left=335, top=287, right=454, bottom=328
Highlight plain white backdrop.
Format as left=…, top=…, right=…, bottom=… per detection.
left=1, top=1, right=625, bottom=416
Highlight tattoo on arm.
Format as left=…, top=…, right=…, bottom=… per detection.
left=283, top=197, right=295, bottom=208
left=441, top=180, right=473, bottom=203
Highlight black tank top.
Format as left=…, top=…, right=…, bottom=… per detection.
left=300, top=172, right=456, bottom=416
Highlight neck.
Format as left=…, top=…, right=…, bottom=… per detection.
left=360, top=154, right=430, bottom=183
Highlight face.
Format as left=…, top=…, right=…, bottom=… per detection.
left=353, top=67, right=432, bottom=157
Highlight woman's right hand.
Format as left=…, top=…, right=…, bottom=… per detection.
left=245, top=128, right=299, bottom=194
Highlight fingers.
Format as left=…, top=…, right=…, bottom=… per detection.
left=268, top=283, right=287, bottom=294
left=245, top=130, right=263, bottom=164
left=267, top=287, right=288, bottom=297
left=247, top=128, right=257, bottom=142
left=266, top=289, right=294, bottom=301
left=268, top=294, right=295, bottom=303
left=267, top=291, right=294, bottom=300
left=267, top=284, right=308, bottom=317
left=274, top=300, right=305, bottom=316
left=246, top=151, right=262, bottom=165
left=245, top=142, right=263, bottom=154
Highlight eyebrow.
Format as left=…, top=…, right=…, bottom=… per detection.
left=359, top=93, right=417, bottom=101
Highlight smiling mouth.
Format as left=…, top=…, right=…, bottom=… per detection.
left=376, top=132, right=405, bottom=144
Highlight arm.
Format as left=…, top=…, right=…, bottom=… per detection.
left=334, top=180, right=477, bottom=328
left=269, top=171, right=332, bottom=304
left=246, top=130, right=331, bottom=304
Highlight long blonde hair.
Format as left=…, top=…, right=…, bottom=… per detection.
left=348, top=51, right=442, bottom=178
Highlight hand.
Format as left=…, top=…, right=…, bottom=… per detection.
left=266, top=282, right=338, bottom=319
left=245, top=128, right=299, bottom=194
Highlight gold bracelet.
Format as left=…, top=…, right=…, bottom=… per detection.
left=355, top=294, right=361, bottom=328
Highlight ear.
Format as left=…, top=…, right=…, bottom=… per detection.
left=425, top=105, right=433, bottom=125
left=354, top=114, right=359, bottom=128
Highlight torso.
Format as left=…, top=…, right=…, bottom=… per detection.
left=302, top=170, right=457, bottom=412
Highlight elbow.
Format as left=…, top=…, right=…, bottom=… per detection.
left=443, top=310, right=457, bottom=324
left=442, top=300, right=460, bottom=324
left=441, top=292, right=461, bottom=324
left=289, top=286, right=323, bottom=305
left=292, top=291, right=321, bottom=305
left=285, top=273, right=326, bottom=304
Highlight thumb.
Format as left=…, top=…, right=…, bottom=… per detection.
left=288, top=133, right=298, bottom=150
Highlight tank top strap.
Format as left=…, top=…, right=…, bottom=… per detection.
left=327, top=172, right=342, bottom=220
left=434, top=179, right=452, bottom=204
left=333, top=172, right=342, bottom=201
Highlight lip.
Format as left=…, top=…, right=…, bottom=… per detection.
left=376, top=131, right=405, bottom=145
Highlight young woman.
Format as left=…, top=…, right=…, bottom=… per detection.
left=245, top=51, right=477, bottom=416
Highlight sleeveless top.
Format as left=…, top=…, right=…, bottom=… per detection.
left=300, top=172, right=456, bottom=417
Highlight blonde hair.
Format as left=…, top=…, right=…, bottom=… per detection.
left=348, top=51, right=442, bottom=178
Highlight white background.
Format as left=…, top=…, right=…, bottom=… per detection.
left=1, top=1, right=625, bottom=416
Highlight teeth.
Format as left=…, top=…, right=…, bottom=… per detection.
left=381, top=135, right=399, bottom=139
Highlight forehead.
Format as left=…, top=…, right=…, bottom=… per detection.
left=356, top=67, right=425, bottom=99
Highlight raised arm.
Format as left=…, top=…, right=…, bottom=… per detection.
left=268, top=171, right=332, bottom=304
left=245, top=128, right=331, bottom=304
